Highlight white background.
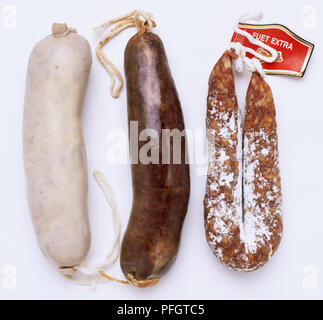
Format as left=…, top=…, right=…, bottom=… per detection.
left=0, top=0, right=322, bottom=300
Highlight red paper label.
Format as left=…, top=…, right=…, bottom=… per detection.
left=231, top=23, right=314, bottom=77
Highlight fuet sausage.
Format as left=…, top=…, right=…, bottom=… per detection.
left=121, top=30, right=190, bottom=281
left=95, top=11, right=190, bottom=285
left=204, top=51, right=283, bottom=271
left=23, top=23, right=92, bottom=270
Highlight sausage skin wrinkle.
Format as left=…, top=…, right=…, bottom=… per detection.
left=121, top=31, right=190, bottom=281
left=23, top=24, right=92, bottom=269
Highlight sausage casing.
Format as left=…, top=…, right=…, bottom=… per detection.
left=204, top=51, right=283, bottom=271
left=23, top=25, right=92, bottom=268
left=121, top=31, right=190, bottom=281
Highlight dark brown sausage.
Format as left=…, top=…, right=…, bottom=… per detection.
left=121, top=30, right=190, bottom=281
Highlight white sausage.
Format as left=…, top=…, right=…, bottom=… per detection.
left=23, top=23, right=92, bottom=268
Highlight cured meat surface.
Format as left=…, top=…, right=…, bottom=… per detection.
left=204, top=51, right=283, bottom=271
